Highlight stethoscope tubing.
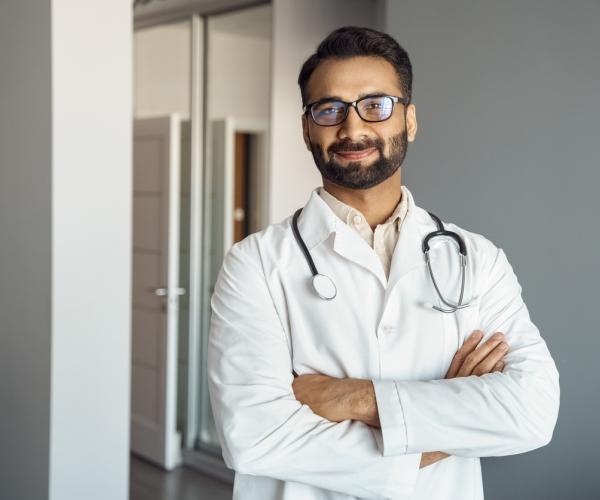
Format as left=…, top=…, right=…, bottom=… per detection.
left=292, top=206, right=471, bottom=312
left=292, top=208, right=337, bottom=300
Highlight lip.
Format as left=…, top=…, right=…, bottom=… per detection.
left=335, top=148, right=376, bottom=161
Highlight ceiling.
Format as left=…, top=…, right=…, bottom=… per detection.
left=134, top=0, right=271, bottom=32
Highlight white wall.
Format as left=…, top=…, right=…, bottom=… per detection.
left=50, top=2, right=132, bottom=499
left=135, top=21, right=192, bottom=119
left=207, top=30, right=271, bottom=120
left=134, top=14, right=272, bottom=122
left=0, top=2, right=132, bottom=499
left=268, top=0, right=384, bottom=223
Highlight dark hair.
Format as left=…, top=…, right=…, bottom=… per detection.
left=297, top=26, right=413, bottom=107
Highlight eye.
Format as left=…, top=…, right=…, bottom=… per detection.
left=362, top=96, right=387, bottom=108
left=314, top=101, right=345, bottom=116
left=321, top=107, right=340, bottom=115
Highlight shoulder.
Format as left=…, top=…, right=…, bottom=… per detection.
left=414, top=205, right=507, bottom=280
left=414, top=203, right=500, bottom=258
left=223, top=215, right=296, bottom=276
left=444, top=219, right=500, bottom=260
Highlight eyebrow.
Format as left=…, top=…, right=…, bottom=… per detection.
left=315, top=91, right=390, bottom=102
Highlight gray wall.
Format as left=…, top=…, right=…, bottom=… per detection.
left=0, top=2, right=52, bottom=499
left=386, top=1, right=599, bottom=498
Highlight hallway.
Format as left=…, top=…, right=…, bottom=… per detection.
left=130, top=455, right=232, bottom=500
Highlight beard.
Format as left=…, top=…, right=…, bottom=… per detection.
left=309, top=130, right=408, bottom=189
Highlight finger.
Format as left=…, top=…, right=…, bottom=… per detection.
left=445, top=330, right=483, bottom=379
left=457, top=332, right=506, bottom=377
left=472, top=342, right=509, bottom=376
left=445, top=330, right=484, bottom=379
left=492, top=361, right=505, bottom=373
left=458, top=334, right=505, bottom=377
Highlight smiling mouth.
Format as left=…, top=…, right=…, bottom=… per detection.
left=334, top=148, right=376, bottom=161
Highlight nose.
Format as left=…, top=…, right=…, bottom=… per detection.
left=336, top=105, right=370, bottom=142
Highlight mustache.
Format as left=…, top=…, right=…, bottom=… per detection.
left=329, top=138, right=384, bottom=154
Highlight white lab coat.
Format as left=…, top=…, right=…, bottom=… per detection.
left=207, top=185, right=559, bottom=500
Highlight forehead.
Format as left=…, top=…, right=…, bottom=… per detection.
left=306, top=56, right=402, bottom=103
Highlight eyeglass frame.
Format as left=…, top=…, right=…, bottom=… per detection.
left=302, top=94, right=410, bottom=126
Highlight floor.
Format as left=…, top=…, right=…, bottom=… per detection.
left=130, top=455, right=233, bottom=500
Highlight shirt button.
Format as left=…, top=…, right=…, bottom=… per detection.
left=352, top=214, right=362, bottom=225
left=380, top=324, right=394, bottom=335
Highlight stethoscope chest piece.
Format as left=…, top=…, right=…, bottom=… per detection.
left=312, top=273, right=337, bottom=300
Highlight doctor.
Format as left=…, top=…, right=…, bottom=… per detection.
left=207, top=26, right=559, bottom=500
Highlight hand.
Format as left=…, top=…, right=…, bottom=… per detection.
left=292, top=330, right=510, bottom=468
left=292, top=373, right=357, bottom=423
left=445, top=330, right=508, bottom=379
left=422, top=330, right=509, bottom=468
left=420, top=451, right=450, bottom=469
left=292, top=375, right=448, bottom=471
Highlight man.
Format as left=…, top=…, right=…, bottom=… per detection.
left=207, top=26, right=559, bottom=500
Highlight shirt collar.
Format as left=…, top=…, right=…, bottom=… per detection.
left=296, top=184, right=418, bottom=251
left=317, top=184, right=409, bottom=230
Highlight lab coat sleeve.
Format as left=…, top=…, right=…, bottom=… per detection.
left=207, top=241, right=422, bottom=499
left=372, top=246, right=560, bottom=458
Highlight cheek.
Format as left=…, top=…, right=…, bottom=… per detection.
left=380, top=121, right=405, bottom=152
left=310, top=127, right=337, bottom=153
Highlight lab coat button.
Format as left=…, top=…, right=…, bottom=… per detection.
left=381, top=324, right=394, bottom=334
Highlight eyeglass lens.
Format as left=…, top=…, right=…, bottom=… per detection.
left=312, top=96, right=394, bottom=125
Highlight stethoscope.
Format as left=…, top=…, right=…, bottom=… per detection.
left=291, top=208, right=472, bottom=313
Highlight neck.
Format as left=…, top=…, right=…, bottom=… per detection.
left=322, top=168, right=403, bottom=229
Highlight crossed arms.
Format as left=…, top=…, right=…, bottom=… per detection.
left=291, top=329, right=509, bottom=469
left=207, top=241, right=560, bottom=499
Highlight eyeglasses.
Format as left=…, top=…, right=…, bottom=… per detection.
left=303, top=94, right=409, bottom=126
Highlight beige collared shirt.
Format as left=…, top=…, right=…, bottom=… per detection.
left=317, top=185, right=409, bottom=278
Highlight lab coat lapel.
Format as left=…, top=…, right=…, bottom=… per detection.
left=296, top=186, right=429, bottom=291
left=386, top=187, right=430, bottom=293
left=297, top=188, right=387, bottom=288
left=295, top=188, right=337, bottom=251
left=332, top=223, right=387, bottom=288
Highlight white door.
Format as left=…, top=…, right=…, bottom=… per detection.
left=131, top=115, right=183, bottom=470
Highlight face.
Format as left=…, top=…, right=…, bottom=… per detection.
left=302, top=56, right=418, bottom=190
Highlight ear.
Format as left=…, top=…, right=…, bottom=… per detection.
left=301, top=114, right=312, bottom=151
left=405, top=103, right=418, bottom=142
